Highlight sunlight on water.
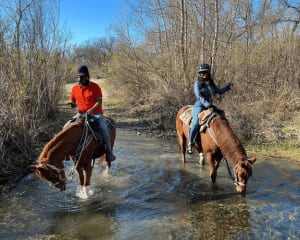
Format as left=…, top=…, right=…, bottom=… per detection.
left=0, top=130, right=299, bottom=240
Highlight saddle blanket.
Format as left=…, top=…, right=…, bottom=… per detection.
left=179, top=106, right=193, bottom=126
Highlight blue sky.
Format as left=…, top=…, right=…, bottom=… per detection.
left=60, top=0, right=129, bottom=45
left=60, top=0, right=299, bottom=45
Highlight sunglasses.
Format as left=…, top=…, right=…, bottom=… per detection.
left=77, top=75, right=87, bottom=79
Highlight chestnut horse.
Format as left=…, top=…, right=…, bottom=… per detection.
left=176, top=105, right=256, bottom=193
left=28, top=114, right=116, bottom=198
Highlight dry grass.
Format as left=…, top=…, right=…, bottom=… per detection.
left=245, top=140, right=300, bottom=161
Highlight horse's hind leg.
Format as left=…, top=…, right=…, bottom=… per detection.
left=198, top=152, right=205, bottom=165
left=177, top=133, right=186, bottom=163
left=98, top=155, right=111, bottom=169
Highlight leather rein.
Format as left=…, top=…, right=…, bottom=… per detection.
left=69, top=114, right=98, bottom=178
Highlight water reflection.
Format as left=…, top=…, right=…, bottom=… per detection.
left=0, top=129, right=299, bottom=239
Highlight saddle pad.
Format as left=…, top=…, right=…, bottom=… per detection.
left=179, top=106, right=193, bottom=126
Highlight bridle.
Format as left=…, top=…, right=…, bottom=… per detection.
left=42, top=163, right=66, bottom=187
left=224, top=158, right=248, bottom=187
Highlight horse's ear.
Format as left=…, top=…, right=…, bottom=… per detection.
left=248, top=157, right=257, bottom=165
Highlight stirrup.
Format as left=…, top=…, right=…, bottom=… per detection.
left=187, top=143, right=194, bottom=154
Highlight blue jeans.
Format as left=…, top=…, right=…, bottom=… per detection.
left=189, top=105, right=203, bottom=143
left=92, top=114, right=113, bottom=154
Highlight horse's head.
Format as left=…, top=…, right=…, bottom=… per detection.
left=28, top=162, right=66, bottom=191
left=234, top=157, right=256, bottom=193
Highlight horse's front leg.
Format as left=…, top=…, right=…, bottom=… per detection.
left=206, top=152, right=217, bottom=183
left=83, top=164, right=93, bottom=186
left=83, top=164, right=95, bottom=197
left=76, top=167, right=90, bottom=199
left=76, top=164, right=94, bottom=199
left=76, top=167, right=84, bottom=186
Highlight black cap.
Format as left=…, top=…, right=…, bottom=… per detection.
left=77, top=65, right=90, bottom=78
left=198, top=63, right=210, bottom=73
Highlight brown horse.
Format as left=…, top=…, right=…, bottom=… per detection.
left=176, top=105, right=256, bottom=193
left=28, top=114, right=116, bottom=197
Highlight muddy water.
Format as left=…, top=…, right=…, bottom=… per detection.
left=0, top=129, right=299, bottom=240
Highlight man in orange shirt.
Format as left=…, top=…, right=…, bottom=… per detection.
left=70, top=65, right=116, bottom=162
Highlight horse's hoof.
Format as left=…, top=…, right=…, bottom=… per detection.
left=76, top=190, right=89, bottom=199
left=76, top=186, right=94, bottom=199
left=211, top=175, right=217, bottom=183
left=87, top=186, right=95, bottom=196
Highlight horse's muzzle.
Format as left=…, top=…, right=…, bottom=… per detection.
left=53, top=179, right=66, bottom=191
left=236, top=185, right=246, bottom=194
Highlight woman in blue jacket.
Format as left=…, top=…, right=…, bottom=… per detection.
left=187, top=63, right=231, bottom=154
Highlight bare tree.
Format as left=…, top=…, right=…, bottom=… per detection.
left=211, top=0, right=219, bottom=75
left=107, top=0, right=300, bottom=138
left=0, top=0, right=70, bottom=184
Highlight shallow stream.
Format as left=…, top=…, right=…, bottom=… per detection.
left=0, top=129, right=299, bottom=239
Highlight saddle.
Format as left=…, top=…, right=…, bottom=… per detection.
left=64, top=114, right=115, bottom=141
left=179, top=106, right=225, bottom=132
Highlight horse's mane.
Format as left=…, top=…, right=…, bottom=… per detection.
left=37, top=121, right=84, bottom=163
left=212, top=115, right=247, bottom=165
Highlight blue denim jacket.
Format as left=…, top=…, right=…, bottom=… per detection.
left=193, top=80, right=230, bottom=108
